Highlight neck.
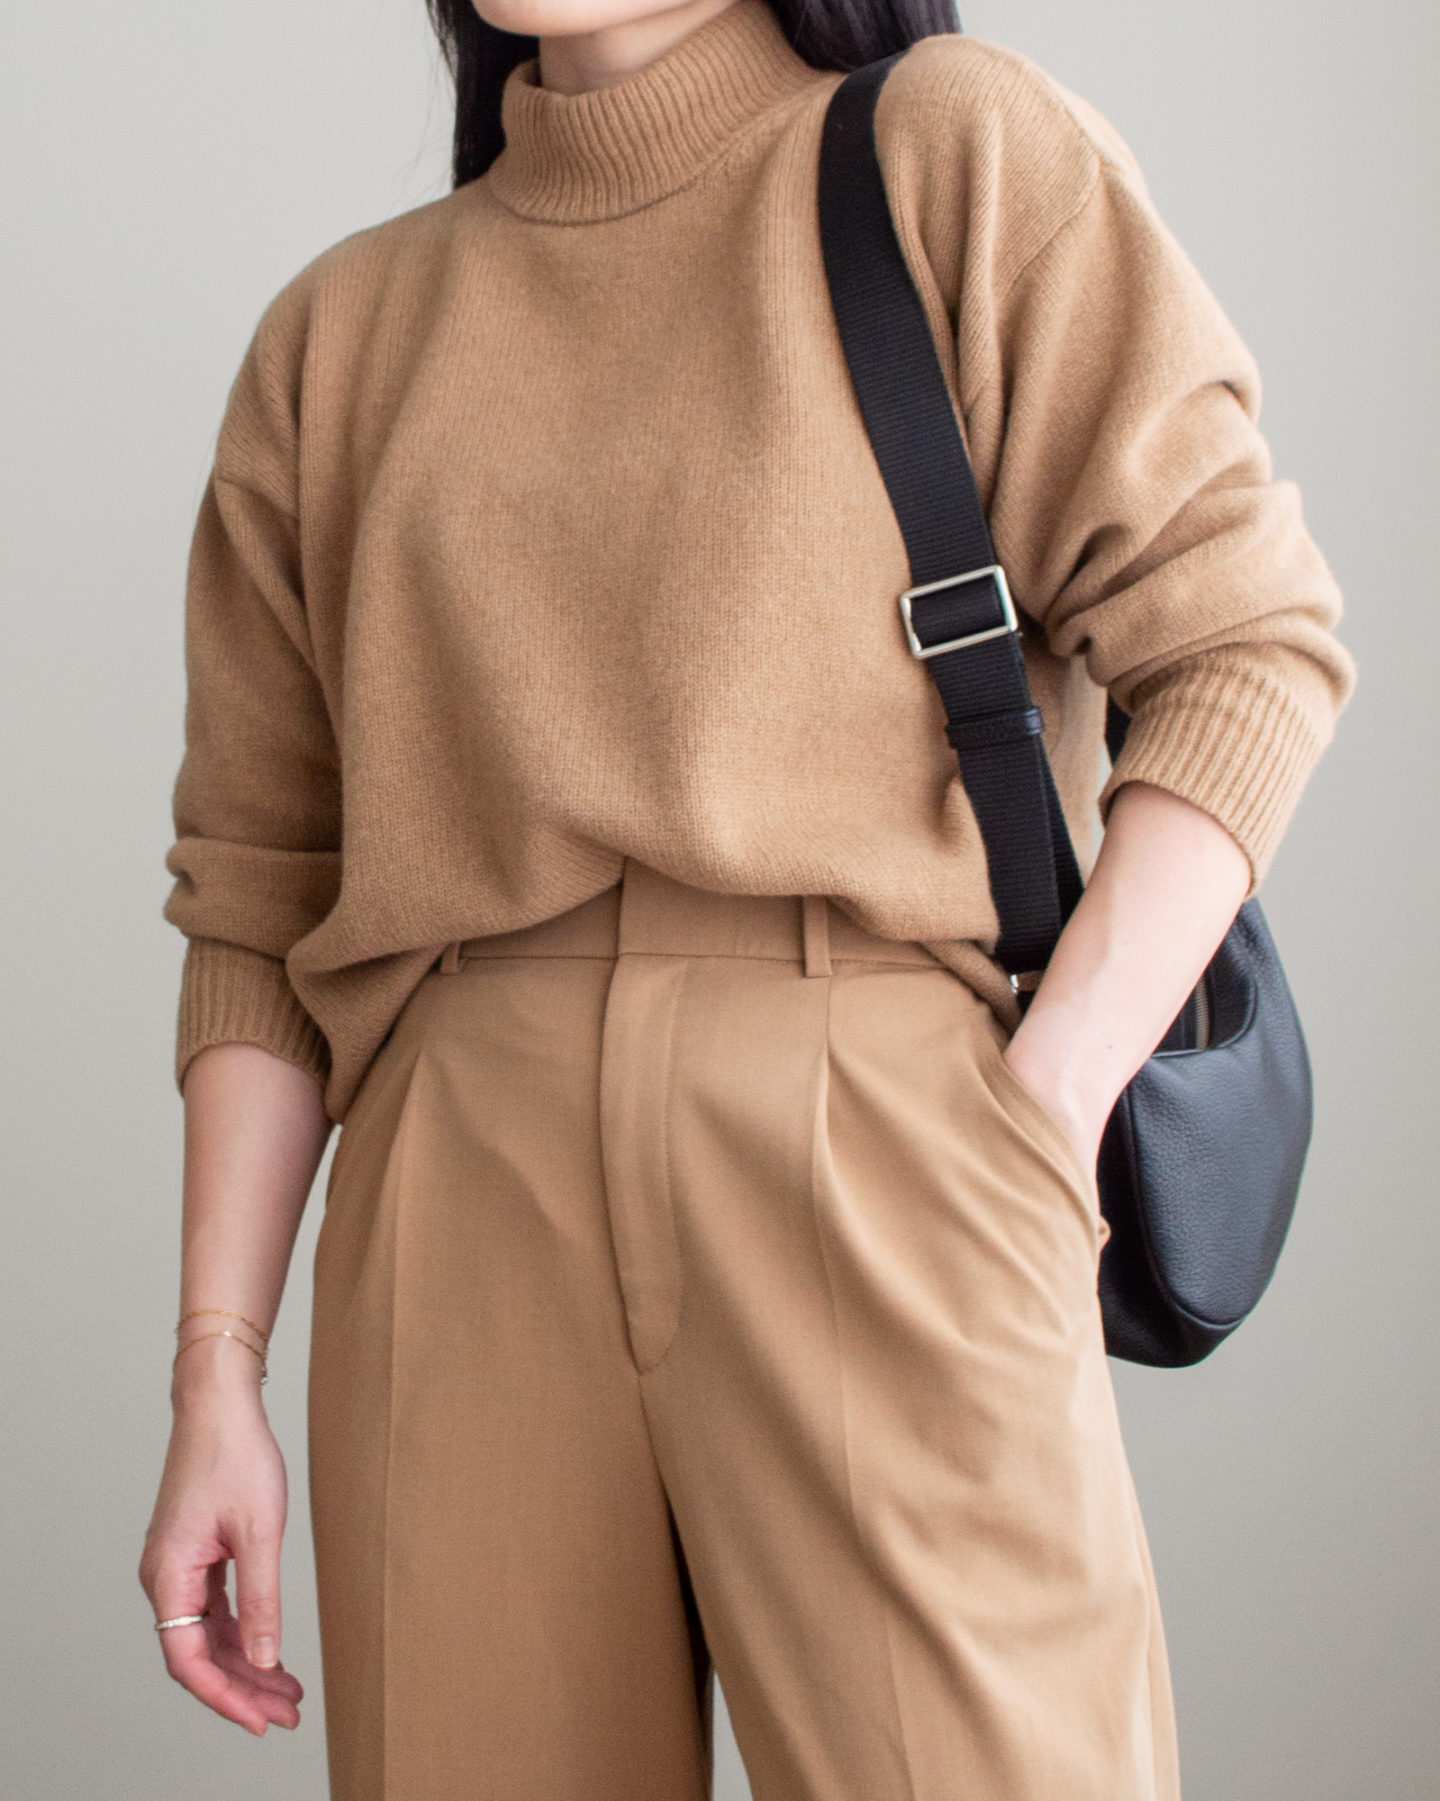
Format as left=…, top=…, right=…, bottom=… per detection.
left=537, top=0, right=742, bottom=97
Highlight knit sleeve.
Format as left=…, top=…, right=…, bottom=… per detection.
left=970, top=119, right=1355, bottom=889
left=163, top=284, right=341, bottom=1093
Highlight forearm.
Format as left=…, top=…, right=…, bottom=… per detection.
left=1003, top=780, right=1251, bottom=1162
left=174, top=1042, right=331, bottom=1396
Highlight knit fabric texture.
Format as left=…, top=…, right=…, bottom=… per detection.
left=163, top=0, right=1355, bottom=1121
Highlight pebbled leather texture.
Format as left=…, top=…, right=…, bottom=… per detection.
left=1097, top=900, right=1313, bottom=1365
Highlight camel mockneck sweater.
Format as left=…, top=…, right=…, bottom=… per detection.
left=164, top=0, right=1353, bottom=1122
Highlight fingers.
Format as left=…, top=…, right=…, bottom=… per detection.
left=150, top=1564, right=271, bottom=1735
left=139, top=1415, right=301, bottom=1737
left=205, top=1583, right=304, bottom=1705
left=147, top=1558, right=299, bottom=1735
left=214, top=1640, right=305, bottom=1709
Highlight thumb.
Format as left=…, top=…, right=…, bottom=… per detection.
left=232, top=1513, right=284, bottom=1669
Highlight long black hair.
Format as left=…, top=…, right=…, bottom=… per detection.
left=425, top=0, right=961, bottom=188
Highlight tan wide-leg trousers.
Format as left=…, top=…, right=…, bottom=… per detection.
left=308, top=859, right=1180, bottom=1801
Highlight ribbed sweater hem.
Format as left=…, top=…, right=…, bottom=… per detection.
left=175, top=938, right=331, bottom=1095
left=1099, top=653, right=1331, bottom=890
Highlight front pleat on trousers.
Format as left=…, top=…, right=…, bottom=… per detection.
left=307, top=859, right=1180, bottom=1801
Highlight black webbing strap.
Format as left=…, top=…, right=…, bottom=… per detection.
left=818, top=58, right=1084, bottom=976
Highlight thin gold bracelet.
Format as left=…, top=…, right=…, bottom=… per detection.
left=172, top=1330, right=269, bottom=1384
left=175, top=1307, right=270, bottom=1344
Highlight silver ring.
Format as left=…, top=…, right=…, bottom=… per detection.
left=154, top=1613, right=207, bottom=1632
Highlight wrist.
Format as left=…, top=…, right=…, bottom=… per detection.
left=170, top=1333, right=268, bottom=1411
left=1004, top=1008, right=1130, bottom=1126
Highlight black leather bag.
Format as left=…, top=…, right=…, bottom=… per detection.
left=818, top=56, right=1313, bottom=1366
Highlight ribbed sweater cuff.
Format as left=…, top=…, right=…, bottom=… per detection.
left=175, top=938, right=330, bottom=1095
left=1098, top=655, right=1330, bottom=891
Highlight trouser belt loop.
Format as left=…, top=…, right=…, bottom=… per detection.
left=802, top=896, right=833, bottom=979
left=439, top=940, right=463, bottom=975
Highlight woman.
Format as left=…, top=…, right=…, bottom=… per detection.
left=139, top=0, right=1354, bottom=1794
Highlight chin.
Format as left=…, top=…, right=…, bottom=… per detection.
left=472, top=0, right=700, bottom=42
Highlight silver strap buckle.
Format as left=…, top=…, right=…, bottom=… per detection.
left=899, top=564, right=1017, bottom=660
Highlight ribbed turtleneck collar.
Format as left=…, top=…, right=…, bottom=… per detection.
left=485, top=0, right=826, bottom=224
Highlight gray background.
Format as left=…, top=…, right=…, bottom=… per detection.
left=2, top=0, right=1434, bottom=1794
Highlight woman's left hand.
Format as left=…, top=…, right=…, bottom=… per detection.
left=1000, top=1037, right=1114, bottom=1180
left=998, top=782, right=1253, bottom=1186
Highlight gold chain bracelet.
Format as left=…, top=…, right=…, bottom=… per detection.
left=172, top=1330, right=269, bottom=1384
left=175, top=1307, right=270, bottom=1344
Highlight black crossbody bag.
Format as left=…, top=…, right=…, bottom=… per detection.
left=818, top=57, right=1313, bottom=1366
